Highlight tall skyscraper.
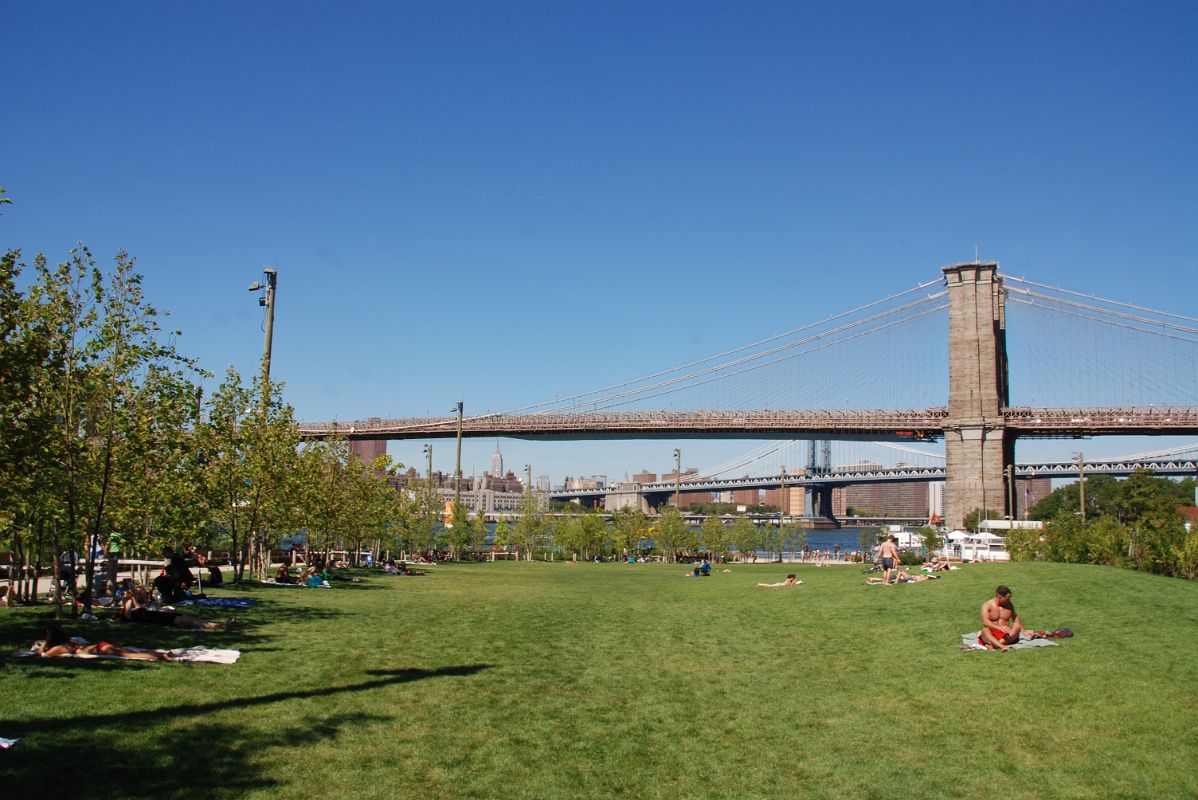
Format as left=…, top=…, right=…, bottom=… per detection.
left=491, top=441, right=503, bottom=478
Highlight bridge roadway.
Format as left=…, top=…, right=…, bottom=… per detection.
left=548, top=457, right=1198, bottom=501
left=298, top=406, right=1198, bottom=442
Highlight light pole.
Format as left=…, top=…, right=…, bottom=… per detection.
left=246, top=266, right=276, bottom=580
left=424, top=444, right=433, bottom=490
left=1072, top=451, right=1086, bottom=521
left=247, top=267, right=278, bottom=381
left=1006, top=463, right=1016, bottom=522
left=453, top=401, right=464, bottom=510
left=673, top=448, right=681, bottom=508
left=779, top=464, right=787, bottom=525
left=779, top=465, right=787, bottom=562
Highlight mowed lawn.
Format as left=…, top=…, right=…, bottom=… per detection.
left=2, top=560, right=1197, bottom=799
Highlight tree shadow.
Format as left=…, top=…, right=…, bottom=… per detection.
left=1, top=664, right=493, bottom=736
left=0, top=663, right=492, bottom=797
left=0, top=712, right=387, bottom=798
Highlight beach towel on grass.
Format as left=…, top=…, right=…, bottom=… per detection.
left=13, top=646, right=240, bottom=664
left=181, top=597, right=256, bottom=608
left=961, top=632, right=1058, bottom=651
left=0, top=737, right=19, bottom=750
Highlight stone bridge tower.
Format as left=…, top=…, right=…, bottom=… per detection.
left=942, top=263, right=1013, bottom=530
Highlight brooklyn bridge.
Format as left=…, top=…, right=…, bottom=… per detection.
left=299, top=263, right=1198, bottom=529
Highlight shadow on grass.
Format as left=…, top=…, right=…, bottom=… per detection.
left=0, top=663, right=492, bottom=797
left=0, top=712, right=387, bottom=798
left=1, top=663, right=493, bottom=736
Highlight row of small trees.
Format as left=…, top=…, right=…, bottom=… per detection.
left=0, top=217, right=425, bottom=612
left=507, top=505, right=810, bottom=562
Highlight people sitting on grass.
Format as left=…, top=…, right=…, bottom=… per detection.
left=305, top=566, right=327, bottom=587
left=36, top=625, right=173, bottom=661
left=274, top=563, right=296, bottom=584
left=757, top=574, right=801, bottom=588
left=978, top=585, right=1025, bottom=651
left=121, top=594, right=234, bottom=629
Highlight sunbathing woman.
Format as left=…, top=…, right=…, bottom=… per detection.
left=37, top=626, right=173, bottom=661
left=757, top=574, right=802, bottom=588
left=121, top=595, right=234, bottom=629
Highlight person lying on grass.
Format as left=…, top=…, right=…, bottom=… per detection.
left=866, top=571, right=938, bottom=585
left=757, top=574, right=801, bottom=588
left=121, top=594, right=235, bottom=630
left=979, top=585, right=1026, bottom=651
left=36, top=625, right=173, bottom=661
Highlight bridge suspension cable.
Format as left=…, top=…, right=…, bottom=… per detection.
left=1002, top=274, right=1198, bottom=408
left=480, top=279, right=948, bottom=417
left=1002, top=275, right=1198, bottom=326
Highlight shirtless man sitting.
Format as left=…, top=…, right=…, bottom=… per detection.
left=979, top=585, right=1025, bottom=651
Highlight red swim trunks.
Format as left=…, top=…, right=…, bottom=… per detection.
left=978, top=627, right=1009, bottom=647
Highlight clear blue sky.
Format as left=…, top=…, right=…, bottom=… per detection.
left=5, top=1, right=1196, bottom=483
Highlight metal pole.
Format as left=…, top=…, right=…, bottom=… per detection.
left=779, top=465, right=787, bottom=561
left=780, top=465, right=787, bottom=523
left=1077, top=451, right=1086, bottom=521
left=673, top=448, right=681, bottom=508
left=260, top=267, right=277, bottom=380
left=1007, top=463, right=1016, bottom=521
left=453, top=401, right=464, bottom=510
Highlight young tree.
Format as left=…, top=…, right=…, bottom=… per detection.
left=730, top=517, right=760, bottom=561
left=610, top=506, right=647, bottom=558
left=514, top=484, right=546, bottom=560
left=654, top=505, right=689, bottom=562
left=698, top=516, right=727, bottom=559
left=197, top=368, right=299, bottom=584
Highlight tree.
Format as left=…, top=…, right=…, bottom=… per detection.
left=781, top=525, right=806, bottom=560
left=730, top=517, right=760, bottom=561
left=197, top=368, right=299, bottom=584
left=492, top=518, right=512, bottom=551
left=654, top=505, right=689, bottom=562
left=0, top=246, right=203, bottom=614
left=698, top=516, right=726, bottom=558
left=857, top=528, right=877, bottom=561
left=963, top=508, right=1001, bottom=533
left=514, top=486, right=545, bottom=560
left=917, top=526, right=941, bottom=556
left=610, top=506, right=647, bottom=557
left=469, top=508, right=489, bottom=555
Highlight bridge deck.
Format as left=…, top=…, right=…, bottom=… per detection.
left=298, top=407, right=1198, bottom=441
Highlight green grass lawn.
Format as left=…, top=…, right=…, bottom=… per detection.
left=2, top=561, right=1197, bottom=799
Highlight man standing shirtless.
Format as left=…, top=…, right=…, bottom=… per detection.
left=979, top=585, right=1024, bottom=651
left=876, top=536, right=900, bottom=586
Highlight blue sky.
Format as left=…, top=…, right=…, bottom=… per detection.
left=4, top=1, right=1196, bottom=483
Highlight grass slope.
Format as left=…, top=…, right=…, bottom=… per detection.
left=1, top=561, right=1196, bottom=799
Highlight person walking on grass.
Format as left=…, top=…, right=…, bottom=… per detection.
left=876, top=536, right=900, bottom=586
